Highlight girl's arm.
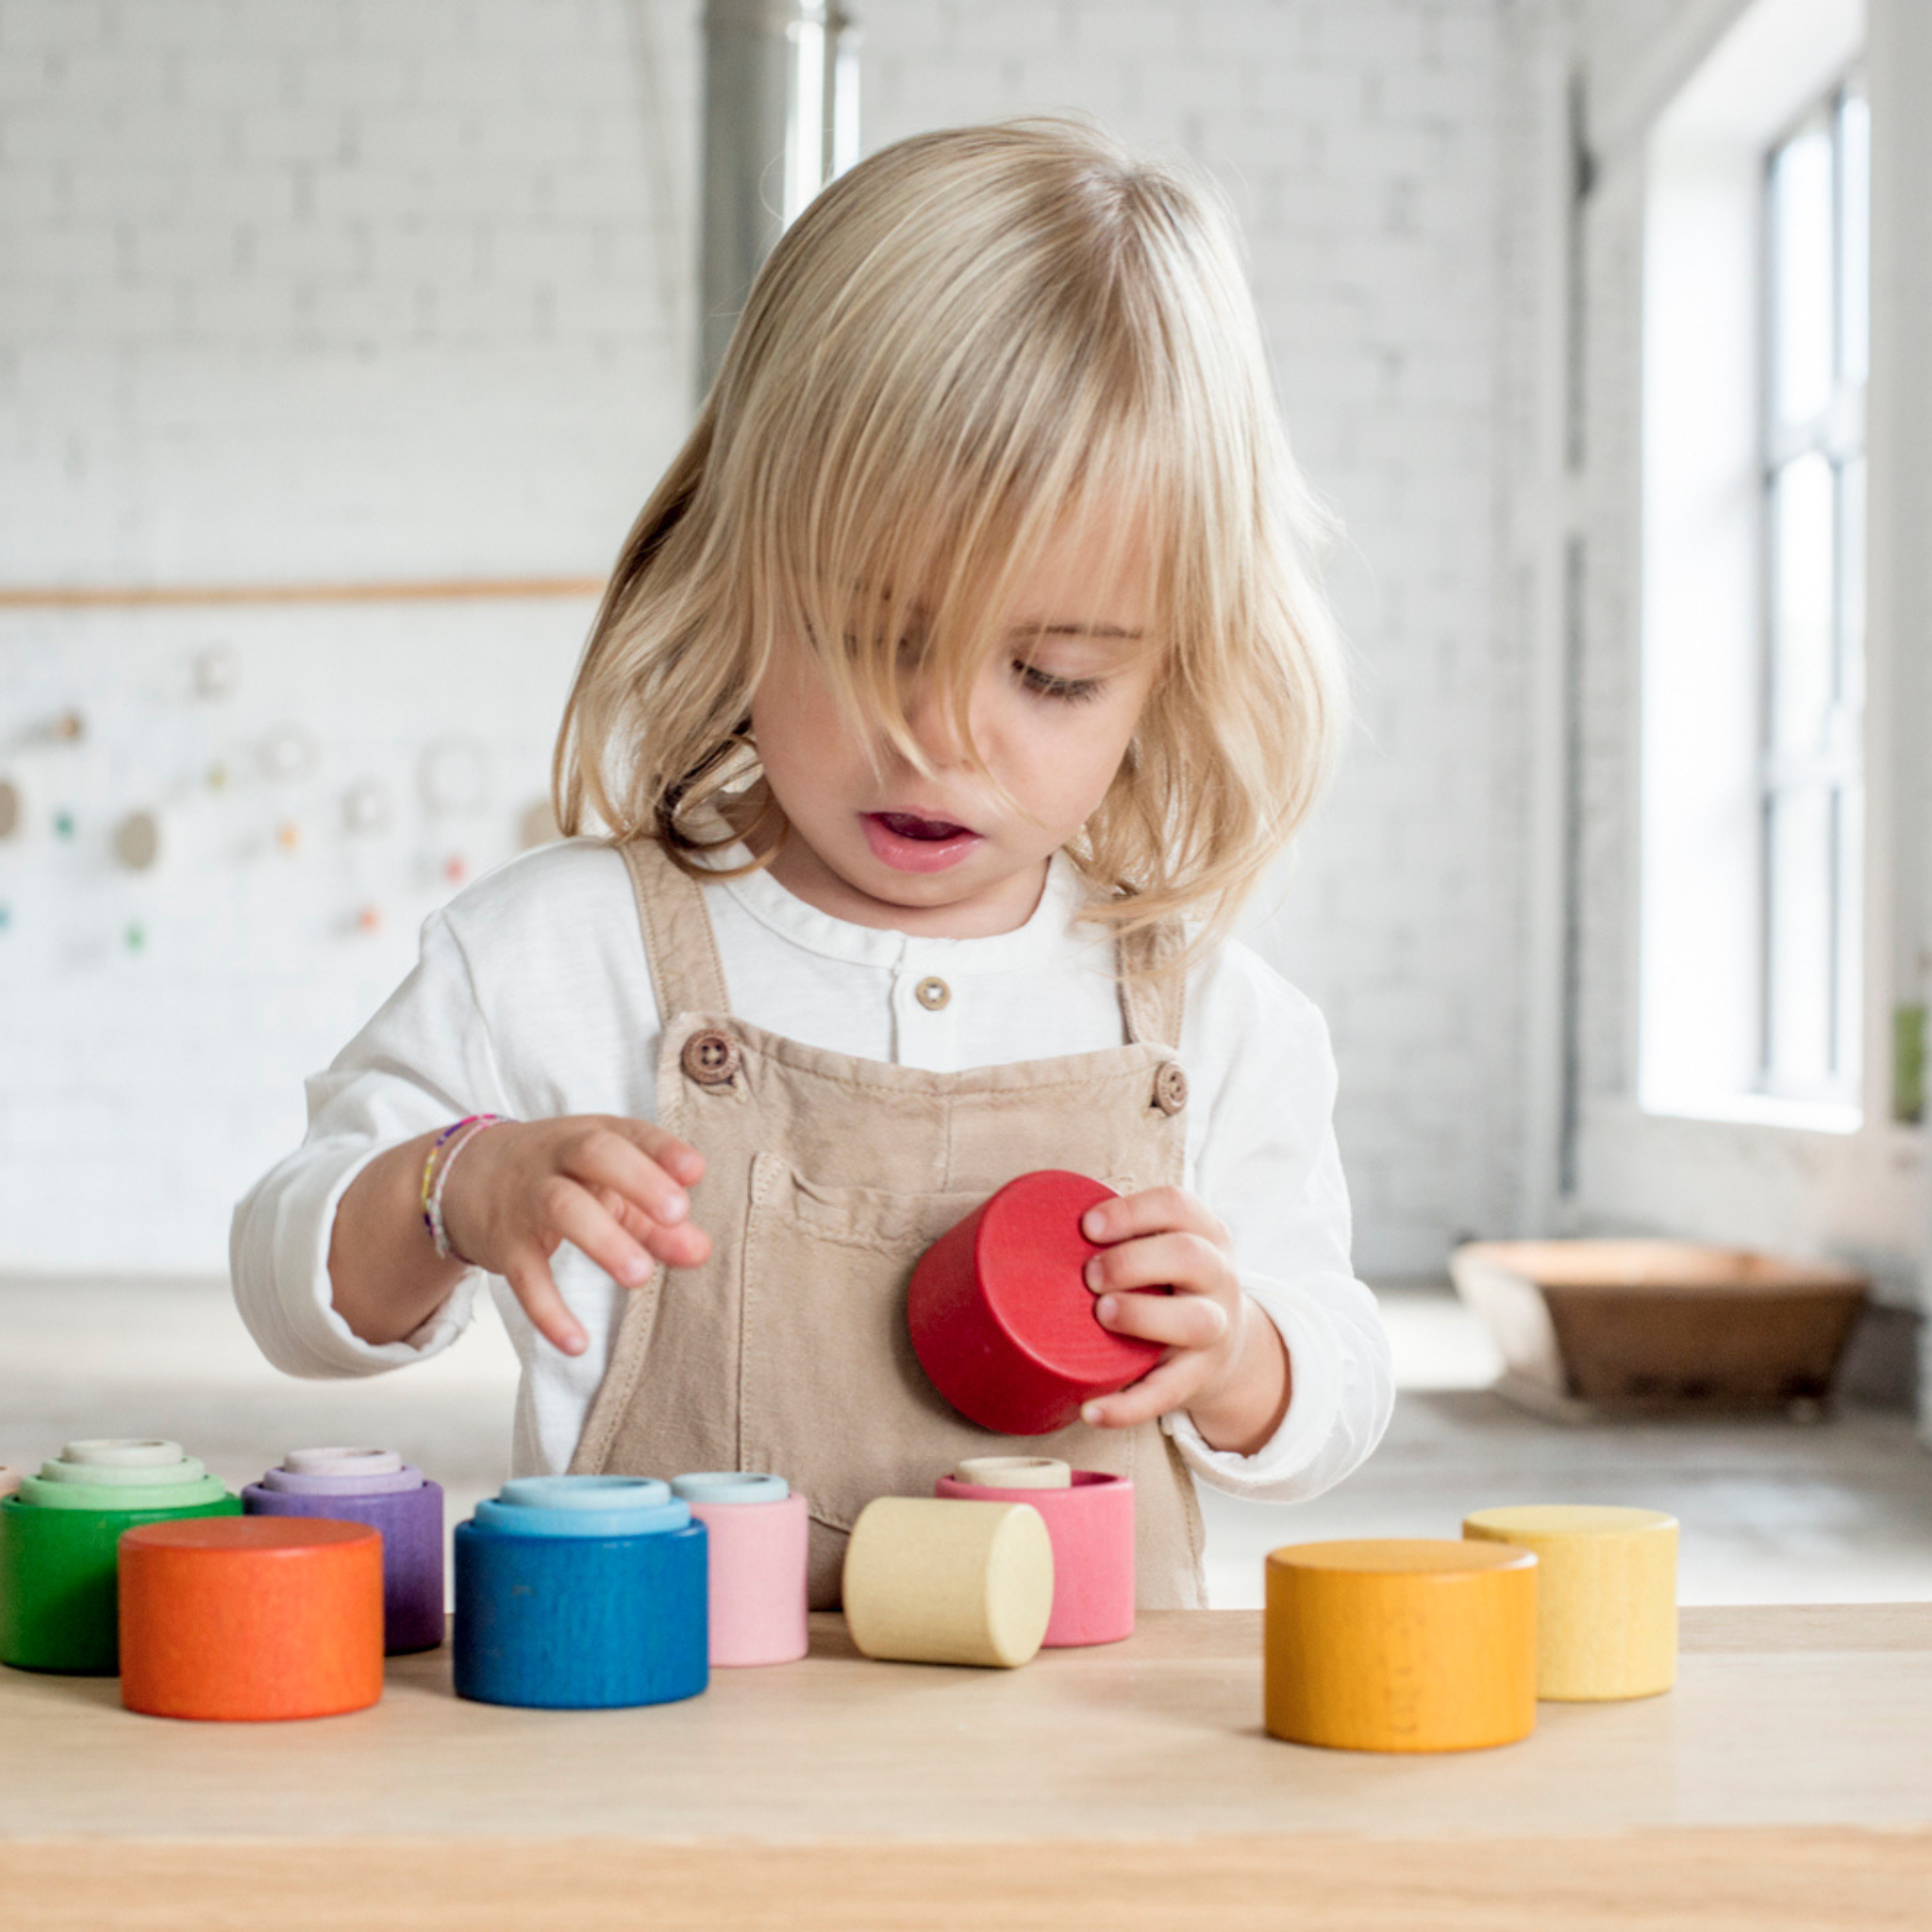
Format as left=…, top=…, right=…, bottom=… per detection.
left=1077, top=942, right=1394, bottom=1497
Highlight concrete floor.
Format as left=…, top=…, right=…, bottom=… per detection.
left=3, top=1276, right=1929, bottom=1609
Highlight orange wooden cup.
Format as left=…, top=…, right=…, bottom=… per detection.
left=1265, top=1539, right=1539, bottom=1753
left=119, top=1517, right=385, bottom=1721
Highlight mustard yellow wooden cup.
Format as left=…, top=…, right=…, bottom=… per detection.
left=1264, top=1539, right=1538, bottom=1753
left=1463, top=1504, right=1677, bottom=1701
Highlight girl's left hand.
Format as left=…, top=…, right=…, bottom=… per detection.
left=1078, top=1187, right=1291, bottom=1457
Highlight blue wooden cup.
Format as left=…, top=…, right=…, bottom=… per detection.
left=453, top=1475, right=708, bottom=1709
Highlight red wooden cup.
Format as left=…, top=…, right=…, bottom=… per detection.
left=908, top=1170, right=1164, bottom=1435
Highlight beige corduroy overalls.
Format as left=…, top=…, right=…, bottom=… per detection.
left=570, top=838, right=1207, bottom=1610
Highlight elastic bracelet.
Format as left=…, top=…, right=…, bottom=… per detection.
left=424, top=1114, right=510, bottom=1265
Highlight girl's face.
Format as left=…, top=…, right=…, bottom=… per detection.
left=750, top=502, right=1160, bottom=937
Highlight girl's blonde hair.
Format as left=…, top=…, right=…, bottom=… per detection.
left=555, top=117, right=1346, bottom=956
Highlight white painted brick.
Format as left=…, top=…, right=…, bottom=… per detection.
left=0, top=0, right=113, bottom=50
left=168, top=44, right=291, bottom=108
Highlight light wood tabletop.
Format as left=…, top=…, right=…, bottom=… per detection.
left=3, top=1603, right=1928, bottom=1930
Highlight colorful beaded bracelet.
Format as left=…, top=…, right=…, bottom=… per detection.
left=421, top=1114, right=509, bottom=1265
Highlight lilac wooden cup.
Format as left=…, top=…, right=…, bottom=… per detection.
left=242, top=1448, right=445, bottom=1654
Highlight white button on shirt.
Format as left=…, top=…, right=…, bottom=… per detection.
left=230, top=841, right=1394, bottom=1507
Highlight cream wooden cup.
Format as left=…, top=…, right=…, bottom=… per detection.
left=842, top=1497, right=1053, bottom=1668
left=1463, top=1504, right=1678, bottom=1701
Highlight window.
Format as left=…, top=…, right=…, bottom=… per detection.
left=1639, top=0, right=1865, bottom=1128
left=1760, top=83, right=1868, bottom=1101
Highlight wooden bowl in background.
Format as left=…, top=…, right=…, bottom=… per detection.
left=1449, top=1239, right=1869, bottom=1422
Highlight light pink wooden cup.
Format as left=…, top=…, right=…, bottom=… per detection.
left=935, top=1467, right=1136, bottom=1647
left=672, top=1474, right=810, bottom=1667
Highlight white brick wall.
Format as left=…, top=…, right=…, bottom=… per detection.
left=1, top=0, right=1535, bottom=1280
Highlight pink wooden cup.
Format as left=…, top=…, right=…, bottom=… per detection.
left=672, top=1473, right=809, bottom=1667
left=935, top=1467, right=1135, bottom=1647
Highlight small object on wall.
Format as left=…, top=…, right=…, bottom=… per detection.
left=908, top=1171, right=1163, bottom=1435
left=937, top=1467, right=1135, bottom=1648
left=275, top=821, right=301, bottom=854
left=0, top=1440, right=241, bottom=1674
left=419, top=738, right=490, bottom=816
left=192, top=642, right=239, bottom=700
left=112, top=808, right=161, bottom=872
left=124, top=922, right=145, bottom=955
left=341, top=779, right=392, bottom=836
left=671, top=1472, right=809, bottom=1667
left=242, top=1447, right=446, bottom=1655
left=52, top=709, right=84, bottom=742
left=0, top=905, right=12, bottom=935
left=518, top=796, right=561, bottom=850
left=0, top=776, right=21, bottom=840
left=1263, top=1539, right=1539, bottom=1754
left=442, top=853, right=469, bottom=887
left=453, top=1475, right=708, bottom=1709
left=355, top=904, right=382, bottom=935
left=206, top=761, right=229, bottom=792
left=118, top=1517, right=385, bottom=1722
left=53, top=810, right=75, bottom=840
left=841, top=1496, right=1054, bottom=1669
left=1463, top=1505, right=1677, bottom=1701
left=258, top=724, right=319, bottom=783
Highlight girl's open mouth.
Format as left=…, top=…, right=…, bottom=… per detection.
left=861, top=811, right=983, bottom=873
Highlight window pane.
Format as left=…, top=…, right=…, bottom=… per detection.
left=1839, top=90, right=1870, bottom=389
left=1766, top=784, right=1836, bottom=1086
left=1838, top=452, right=1865, bottom=708
left=1834, top=779, right=1863, bottom=1080
left=1771, top=122, right=1834, bottom=427
left=1771, top=451, right=1836, bottom=752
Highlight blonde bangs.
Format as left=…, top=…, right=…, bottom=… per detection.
left=555, top=117, right=1347, bottom=962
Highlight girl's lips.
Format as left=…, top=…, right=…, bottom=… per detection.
left=860, top=811, right=983, bottom=874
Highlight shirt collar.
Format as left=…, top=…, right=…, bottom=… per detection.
left=717, top=847, right=1108, bottom=974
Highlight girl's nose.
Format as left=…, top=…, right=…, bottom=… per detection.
left=900, top=677, right=974, bottom=768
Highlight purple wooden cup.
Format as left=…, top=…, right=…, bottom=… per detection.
left=242, top=1448, right=445, bottom=1654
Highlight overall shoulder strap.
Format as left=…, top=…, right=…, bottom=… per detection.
left=1116, top=918, right=1187, bottom=1051
left=616, top=838, right=732, bottom=1020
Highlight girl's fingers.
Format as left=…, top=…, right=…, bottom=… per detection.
left=536, top=1174, right=655, bottom=1291
left=502, top=1251, right=588, bottom=1357
left=1081, top=1356, right=1200, bottom=1431
left=638, top=1217, right=712, bottom=1269
left=1080, top=1186, right=1227, bottom=1250
left=1085, top=1230, right=1231, bottom=1300
left=558, top=1127, right=693, bottom=1229
left=604, top=1119, right=707, bottom=1191
left=1095, top=1286, right=1227, bottom=1351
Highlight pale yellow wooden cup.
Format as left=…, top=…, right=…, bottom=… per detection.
left=1264, top=1539, right=1539, bottom=1753
left=842, top=1497, right=1054, bottom=1669
left=1463, top=1504, right=1678, bottom=1701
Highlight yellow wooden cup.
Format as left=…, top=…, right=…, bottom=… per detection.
left=1463, top=1504, right=1677, bottom=1701
left=1264, top=1539, right=1538, bottom=1753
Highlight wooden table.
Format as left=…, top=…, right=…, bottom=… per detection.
left=3, top=1606, right=1928, bottom=1930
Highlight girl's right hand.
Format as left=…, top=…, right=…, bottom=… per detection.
left=438, top=1117, right=710, bottom=1357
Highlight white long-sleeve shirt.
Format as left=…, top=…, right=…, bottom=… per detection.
left=230, top=839, right=1392, bottom=1503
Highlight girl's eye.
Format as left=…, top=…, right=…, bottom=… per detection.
left=1015, top=660, right=1103, bottom=705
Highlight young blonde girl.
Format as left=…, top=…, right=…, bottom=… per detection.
left=234, top=119, right=1393, bottom=1607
